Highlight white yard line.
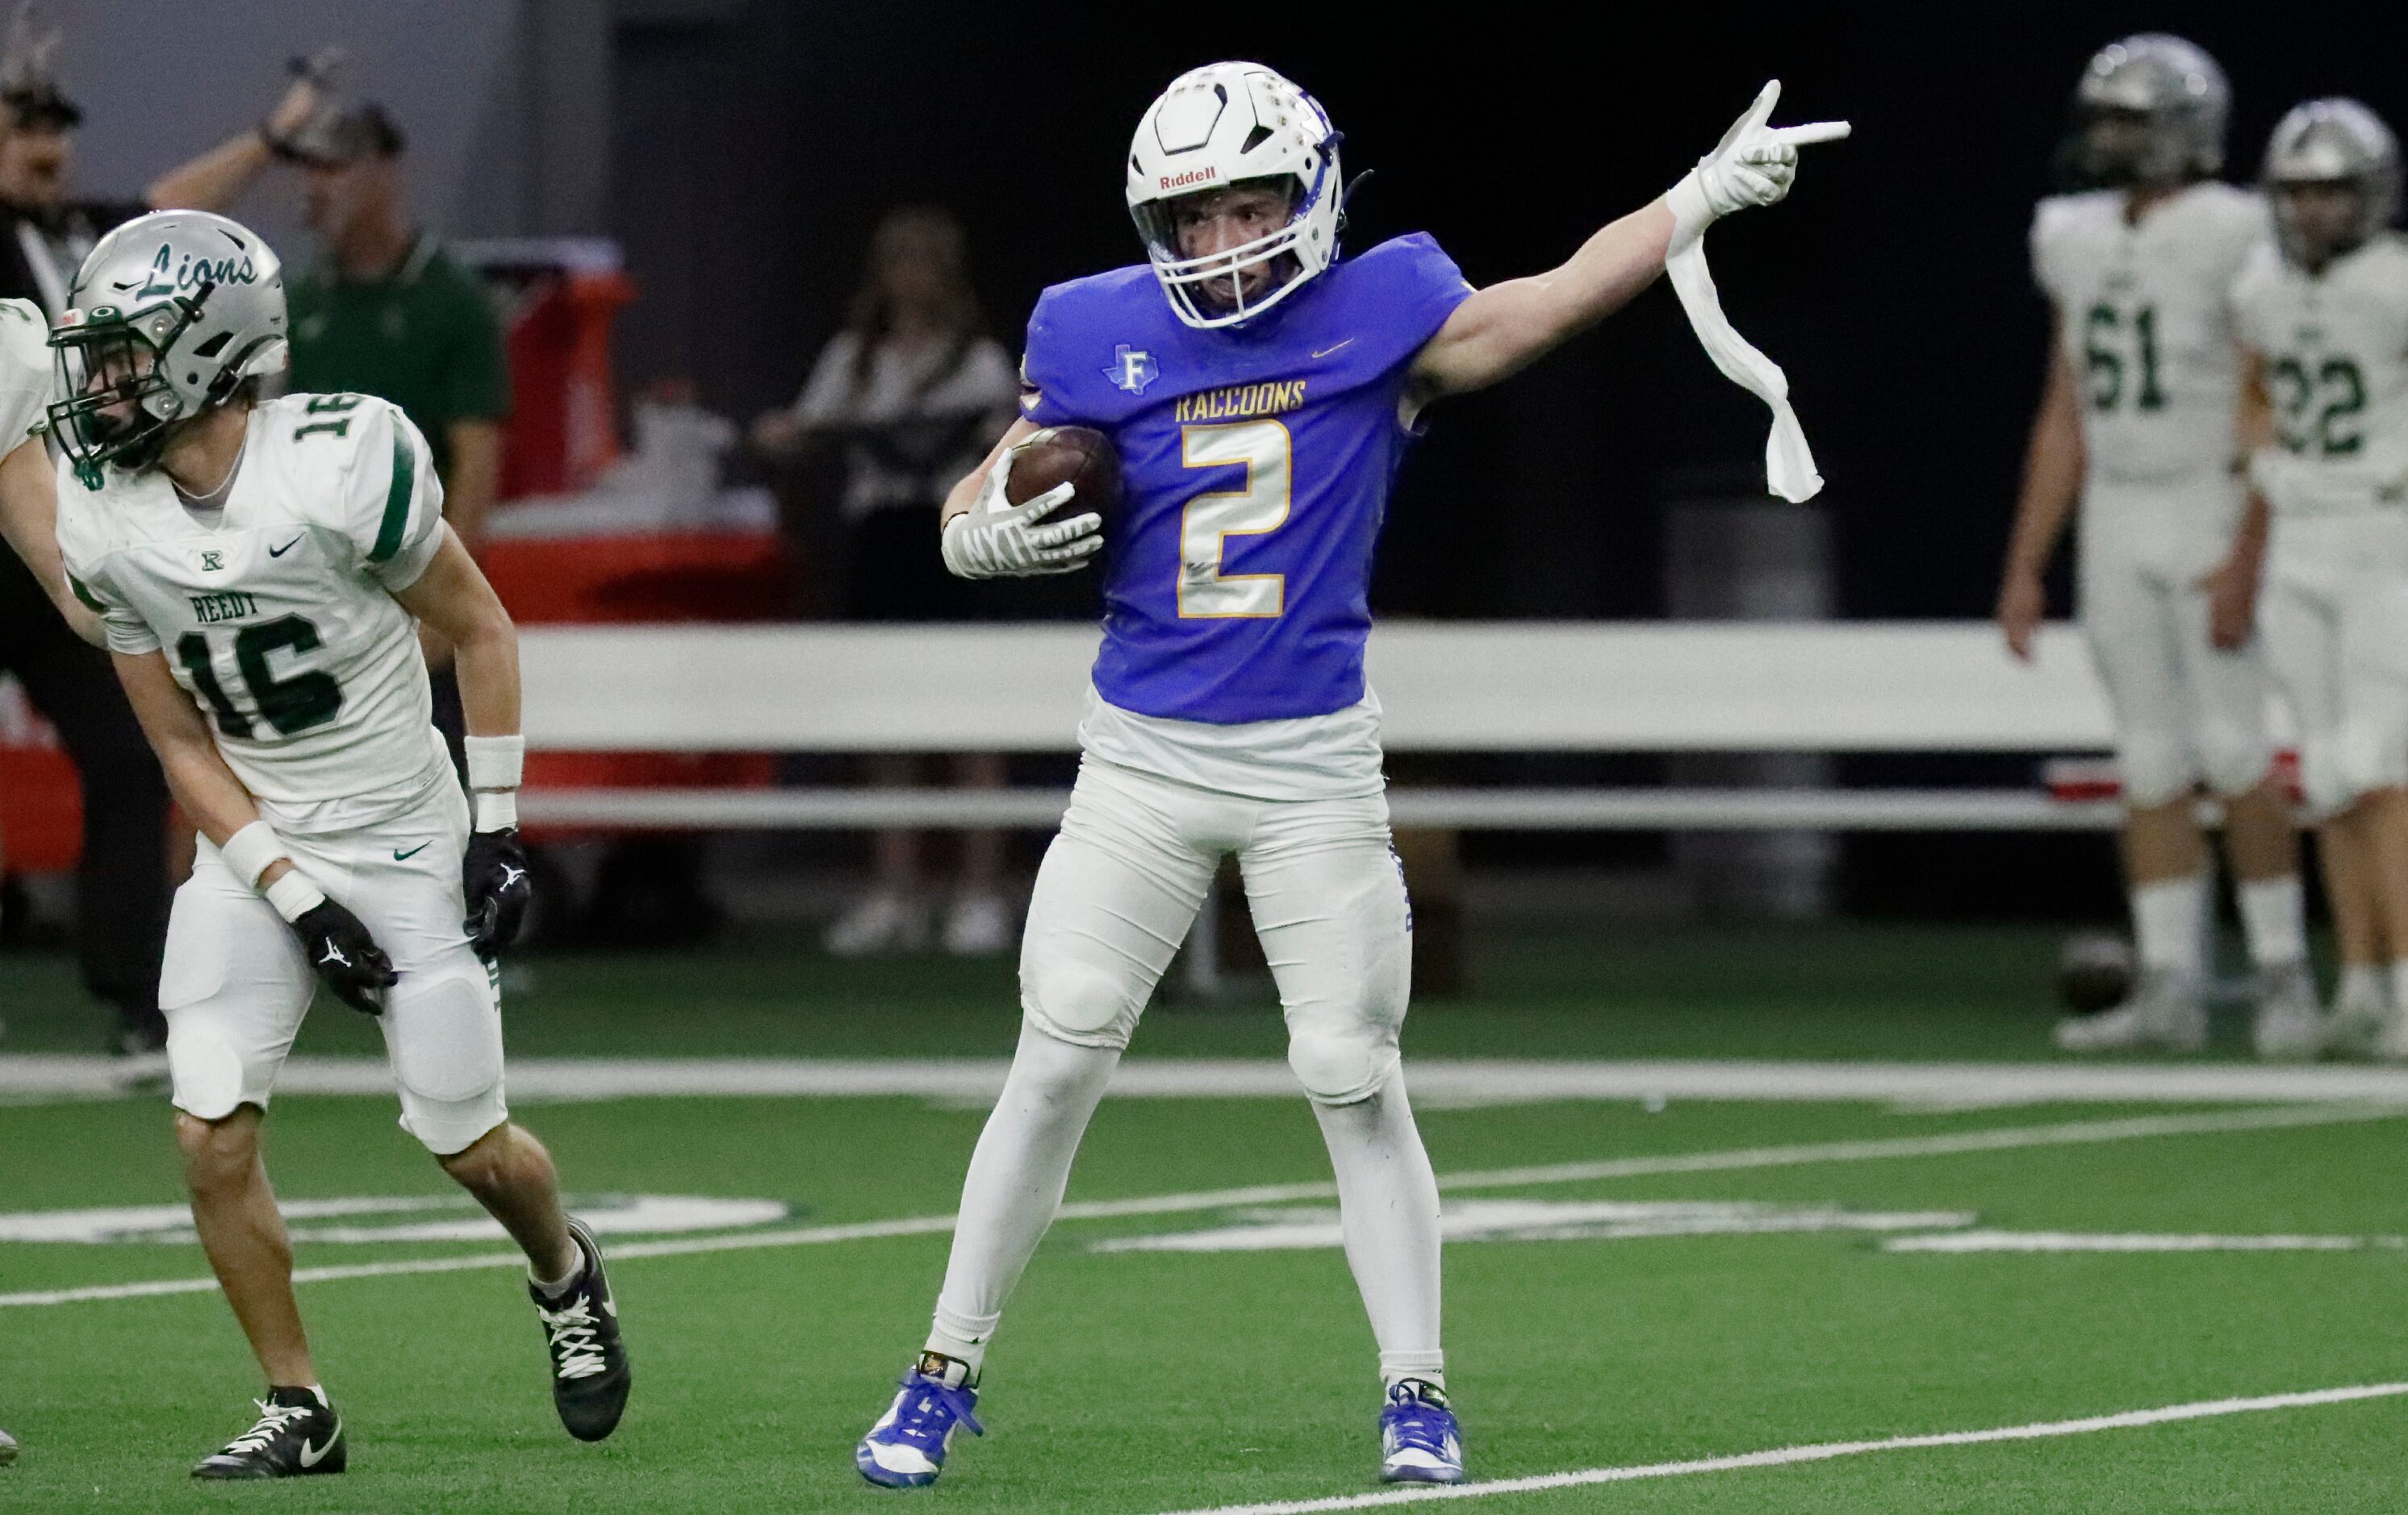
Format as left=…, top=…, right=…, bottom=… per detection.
left=1148, top=1383, right=2408, bottom=1515
left=1887, top=1230, right=2408, bottom=1254
left=3, top=1102, right=2393, bottom=1311
left=10, top=1055, right=2408, bottom=1107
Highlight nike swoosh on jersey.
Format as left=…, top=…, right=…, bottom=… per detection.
left=269, top=535, right=305, bottom=557
left=298, top=1419, right=341, bottom=1468
left=393, top=842, right=431, bottom=861
left=1311, top=338, right=1356, bottom=359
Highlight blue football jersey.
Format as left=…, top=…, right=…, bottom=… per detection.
left=1020, top=234, right=1472, bottom=724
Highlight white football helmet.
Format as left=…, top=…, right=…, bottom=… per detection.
left=2073, top=33, right=2229, bottom=185
left=48, top=209, right=287, bottom=484
left=2263, top=98, right=2401, bottom=268
left=1125, top=62, right=1342, bottom=329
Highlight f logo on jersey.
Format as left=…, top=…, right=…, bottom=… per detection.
left=1104, top=344, right=1158, bottom=396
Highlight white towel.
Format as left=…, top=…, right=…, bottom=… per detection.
left=1665, top=217, right=1824, bottom=503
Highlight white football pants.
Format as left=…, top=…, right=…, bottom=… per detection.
left=927, top=756, right=1443, bottom=1386
left=2079, top=485, right=2275, bottom=808
left=2261, top=512, right=2408, bottom=818
left=159, top=776, right=508, bottom=1156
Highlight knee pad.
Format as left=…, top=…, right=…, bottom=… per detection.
left=2298, top=740, right=2355, bottom=820
left=2116, top=730, right=2199, bottom=811
left=1287, top=1027, right=1400, bottom=1107
left=165, top=1018, right=249, bottom=1122
left=386, top=967, right=507, bottom=1154
left=2197, top=724, right=2274, bottom=800
left=2335, top=719, right=2408, bottom=810
left=1020, top=953, right=1143, bottom=1048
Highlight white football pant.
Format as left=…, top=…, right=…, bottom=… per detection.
left=159, top=777, right=508, bottom=1156
left=1020, top=756, right=1411, bottom=1104
left=2079, top=484, right=2275, bottom=808
left=2261, top=513, right=2408, bottom=818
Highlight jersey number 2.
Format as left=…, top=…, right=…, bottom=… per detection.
left=1179, top=420, right=1290, bottom=619
left=176, top=616, right=344, bottom=739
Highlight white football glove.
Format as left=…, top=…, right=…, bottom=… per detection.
left=940, top=450, right=1104, bottom=579
left=1667, top=81, right=1848, bottom=237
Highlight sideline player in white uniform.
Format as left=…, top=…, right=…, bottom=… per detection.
left=0, top=298, right=100, bottom=636
left=854, top=64, right=1842, bottom=1488
left=1996, top=35, right=2311, bottom=1054
left=48, top=211, right=630, bottom=1478
left=2225, top=101, right=2408, bottom=1056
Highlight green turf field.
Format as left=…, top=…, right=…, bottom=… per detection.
left=2, top=929, right=2404, bottom=1510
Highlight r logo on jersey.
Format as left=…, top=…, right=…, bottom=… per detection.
left=1104, top=344, right=1159, bottom=396
left=199, top=550, right=225, bottom=573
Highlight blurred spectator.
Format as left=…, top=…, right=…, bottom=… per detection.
left=286, top=102, right=509, bottom=775
left=0, top=31, right=318, bottom=1061
left=752, top=207, right=1019, bottom=956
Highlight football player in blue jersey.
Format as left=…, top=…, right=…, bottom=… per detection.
left=856, top=61, right=1841, bottom=1489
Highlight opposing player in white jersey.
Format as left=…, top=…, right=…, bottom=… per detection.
left=48, top=211, right=630, bottom=1477
left=1996, top=35, right=2312, bottom=1054
left=2224, top=101, right=2408, bottom=1056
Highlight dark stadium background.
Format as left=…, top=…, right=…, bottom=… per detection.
left=56, top=0, right=2408, bottom=923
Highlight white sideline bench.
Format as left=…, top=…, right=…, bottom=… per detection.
left=511, top=621, right=2192, bottom=833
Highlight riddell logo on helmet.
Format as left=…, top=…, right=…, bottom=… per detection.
left=1160, top=168, right=1218, bottom=190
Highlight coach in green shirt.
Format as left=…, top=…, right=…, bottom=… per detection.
left=287, top=104, right=508, bottom=549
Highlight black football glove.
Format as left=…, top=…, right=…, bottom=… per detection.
left=464, top=828, right=533, bottom=958
left=292, top=899, right=398, bottom=1015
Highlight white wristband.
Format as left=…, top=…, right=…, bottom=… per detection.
left=219, top=820, right=290, bottom=890
left=263, top=870, right=328, bottom=924
left=474, top=789, right=520, bottom=833
left=464, top=734, right=525, bottom=793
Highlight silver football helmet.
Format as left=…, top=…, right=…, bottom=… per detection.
left=48, top=208, right=287, bottom=483
left=2263, top=98, right=2401, bottom=269
left=2073, top=34, right=2229, bottom=186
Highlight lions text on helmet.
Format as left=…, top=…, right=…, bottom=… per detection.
left=2261, top=98, right=2402, bottom=274
left=1125, top=63, right=1344, bottom=329
left=2069, top=33, right=2228, bottom=190
left=47, top=209, right=288, bottom=486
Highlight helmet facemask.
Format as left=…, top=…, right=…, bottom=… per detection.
left=48, top=294, right=212, bottom=485
left=1124, top=63, right=1345, bottom=331
left=1132, top=176, right=1317, bottom=325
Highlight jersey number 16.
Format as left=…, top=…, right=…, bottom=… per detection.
left=176, top=616, right=343, bottom=739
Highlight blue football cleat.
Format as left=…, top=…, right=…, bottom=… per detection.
left=857, top=1363, right=985, bottom=1488
left=1378, top=1379, right=1464, bottom=1484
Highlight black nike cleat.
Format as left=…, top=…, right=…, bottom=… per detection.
left=531, top=1217, right=630, bottom=1441
left=190, top=1386, right=345, bottom=1479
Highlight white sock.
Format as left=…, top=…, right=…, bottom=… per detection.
left=2130, top=875, right=2206, bottom=975
left=2388, top=962, right=2408, bottom=1020
left=1311, top=1067, right=1444, bottom=1393
left=924, top=1022, right=1119, bottom=1376
left=2236, top=876, right=2306, bottom=968
left=530, top=1251, right=583, bottom=1300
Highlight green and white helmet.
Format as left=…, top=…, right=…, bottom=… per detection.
left=2072, top=33, right=2229, bottom=186
left=2263, top=98, right=2401, bottom=267
left=48, top=209, right=287, bottom=484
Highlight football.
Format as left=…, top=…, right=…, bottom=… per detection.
left=1005, top=425, right=1120, bottom=526
left=2055, top=930, right=2135, bottom=1015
